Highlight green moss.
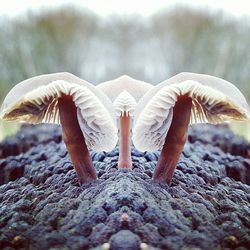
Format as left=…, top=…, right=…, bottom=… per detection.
left=0, top=121, right=20, bottom=141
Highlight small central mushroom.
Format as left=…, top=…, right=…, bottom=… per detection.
left=0, top=72, right=117, bottom=185
left=97, top=75, right=153, bottom=169
left=113, top=91, right=136, bottom=169
left=133, top=72, right=250, bottom=185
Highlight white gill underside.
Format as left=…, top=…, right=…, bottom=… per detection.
left=1, top=80, right=117, bottom=151
left=133, top=80, right=249, bottom=152
left=113, top=90, right=137, bottom=116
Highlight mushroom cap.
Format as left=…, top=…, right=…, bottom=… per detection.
left=113, top=90, right=137, bottom=116
left=133, top=72, right=250, bottom=152
left=0, top=72, right=117, bottom=151
left=97, top=75, right=153, bottom=103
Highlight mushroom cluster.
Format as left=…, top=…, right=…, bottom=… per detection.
left=1, top=72, right=249, bottom=186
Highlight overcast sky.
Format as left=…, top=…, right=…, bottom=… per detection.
left=0, top=0, right=250, bottom=18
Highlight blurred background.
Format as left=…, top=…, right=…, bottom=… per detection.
left=0, top=0, right=250, bottom=141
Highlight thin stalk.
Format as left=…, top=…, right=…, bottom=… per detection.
left=118, top=111, right=132, bottom=169
left=153, top=95, right=192, bottom=185
left=58, top=95, right=97, bottom=184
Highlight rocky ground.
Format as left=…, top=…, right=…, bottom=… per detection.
left=0, top=124, right=249, bottom=250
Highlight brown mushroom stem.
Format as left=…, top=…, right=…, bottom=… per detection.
left=118, top=111, right=132, bottom=169
left=153, top=95, right=192, bottom=185
left=58, top=95, right=97, bottom=185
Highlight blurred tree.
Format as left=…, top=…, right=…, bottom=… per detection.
left=0, top=5, right=249, bottom=139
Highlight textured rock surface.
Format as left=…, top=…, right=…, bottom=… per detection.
left=0, top=124, right=250, bottom=250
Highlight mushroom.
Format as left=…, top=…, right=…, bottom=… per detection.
left=0, top=72, right=117, bottom=185
left=97, top=75, right=153, bottom=169
left=133, top=72, right=250, bottom=185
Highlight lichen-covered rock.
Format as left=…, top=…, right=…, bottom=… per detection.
left=0, top=124, right=249, bottom=250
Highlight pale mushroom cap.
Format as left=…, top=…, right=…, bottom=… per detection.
left=0, top=72, right=113, bottom=116
left=113, top=90, right=137, bottom=116
left=0, top=72, right=118, bottom=152
left=133, top=72, right=250, bottom=152
left=97, top=75, right=153, bottom=103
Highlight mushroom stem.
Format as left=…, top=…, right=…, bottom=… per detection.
left=58, top=95, right=97, bottom=185
left=118, top=111, right=132, bottom=169
left=153, top=95, right=192, bottom=185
